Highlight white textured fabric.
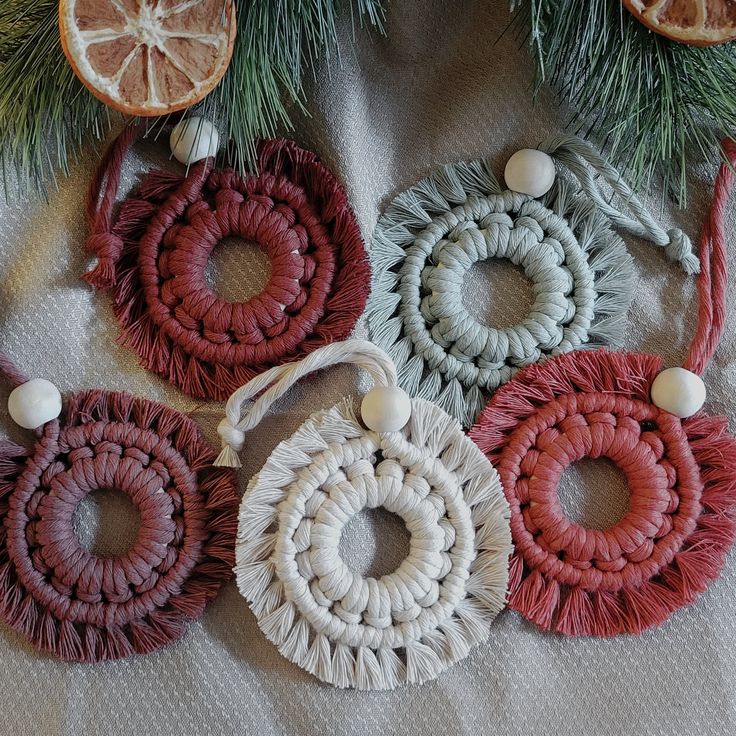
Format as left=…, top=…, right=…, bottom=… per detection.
left=1, top=0, right=735, bottom=733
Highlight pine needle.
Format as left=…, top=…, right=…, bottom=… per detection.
left=0, top=1, right=111, bottom=196
left=511, top=0, right=736, bottom=207
left=0, top=0, right=384, bottom=194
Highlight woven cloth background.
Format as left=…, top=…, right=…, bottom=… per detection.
left=1, top=2, right=735, bottom=734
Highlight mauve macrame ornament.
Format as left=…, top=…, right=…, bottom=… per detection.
left=368, top=135, right=698, bottom=427
left=0, top=353, right=238, bottom=661
left=215, top=340, right=512, bottom=689
left=82, top=123, right=370, bottom=400
left=469, top=141, right=736, bottom=636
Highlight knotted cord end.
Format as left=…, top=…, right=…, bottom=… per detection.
left=665, top=228, right=700, bottom=275
left=81, top=232, right=125, bottom=289
left=214, top=418, right=245, bottom=468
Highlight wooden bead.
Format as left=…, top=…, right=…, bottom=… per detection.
left=170, top=117, right=219, bottom=165
left=504, top=149, right=556, bottom=198
left=8, top=378, right=62, bottom=429
left=651, top=367, right=706, bottom=418
left=360, top=386, right=412, bottom=433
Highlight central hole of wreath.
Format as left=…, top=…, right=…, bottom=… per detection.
left=558, top=458, right=630, bottom=529
left=73, top=489, right=141, bottom=558
left=205, top=237, right=272, bottom=303
left=339, top=508, right=411, bottom=578
left=463, top=258, right=534, bottom=328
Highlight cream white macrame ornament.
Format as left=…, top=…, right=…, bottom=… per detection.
left=215, top=340, right=512, bottom=689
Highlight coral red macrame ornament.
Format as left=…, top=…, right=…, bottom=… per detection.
left=83, top=123, right=370, bottom=400
left=0, top=353, right=238, bottom=661
left=470, top=141, right=736, bottom=636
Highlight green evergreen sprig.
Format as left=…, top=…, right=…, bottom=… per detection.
left=511, top=0, right=736, bottom=206
left=0, top=0, right=384, bottom=194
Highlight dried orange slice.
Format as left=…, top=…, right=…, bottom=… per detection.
left=59, top=0, right=236, bottom=116
left=623, top=0, right=736, bottom=45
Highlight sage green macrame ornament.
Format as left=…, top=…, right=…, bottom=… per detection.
left=367, top=135, right=697, bottom=428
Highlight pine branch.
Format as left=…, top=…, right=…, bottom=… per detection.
left=0, top=1, right=110, bottom=195
left=217, top=0, right=385, bottom=168
left=0, top=0, right=384, bottom=193
left=511, top=0, right=736, bottom=206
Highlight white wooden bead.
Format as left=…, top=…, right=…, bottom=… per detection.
left=8, top=378, right=62, bottom=430
left=504, top=149, right=556, bottom=198
left=651, top=367, right=706, bottom=419
left=170, top=117, right=220, bottom=165
left=360, top=386, right=412, bottom=433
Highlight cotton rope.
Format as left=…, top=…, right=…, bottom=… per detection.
left=367, top=135, right=697, bottom=427
left=0, top=352, right=238, bottom=661
left=218, top=340, right=512, bottom=689
left=469, top=141, right=736, bottom=636
left=82, top=123, right=370, bottom=400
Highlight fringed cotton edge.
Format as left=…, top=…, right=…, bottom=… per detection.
left=0, top=390, right=238, bottom=662
left=234, top=397, right=513, bottom=689
left=104, top=139, right=370, bottom=401
left=366, top=159, right=634, bottom=428
left=470, top=349, right=736, bottom=636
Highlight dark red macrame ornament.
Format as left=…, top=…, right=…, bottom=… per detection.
left=470, top=141, right=736, bottom=636
left=0, top=354, right=238, bottom=662
left=83, top=124, right=370, bottom=400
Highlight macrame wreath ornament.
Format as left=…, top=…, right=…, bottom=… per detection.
left=214, top=340, right=512, bottom=689
left=368, top=134, right=697, bottom=427
left=82, top=122, right=370, bottom=400
left=0, top=352, right=238, bottom=662
left=469, top=140, right=736, bottom=637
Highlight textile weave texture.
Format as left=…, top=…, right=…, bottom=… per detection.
left=0, top=1, right=735, bottom=734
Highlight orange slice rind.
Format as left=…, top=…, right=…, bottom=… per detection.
left=623, top=0, right=736, bottom=46
left=59, top=0, right=236, bottom=116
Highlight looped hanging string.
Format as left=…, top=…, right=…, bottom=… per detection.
left=684, top=138, right=735, bottom=376
left=82, top=121, right=145, bottom=289
left=215, top=340, right=398, bottom=468
left=542, top=134, right=700, bottom=274
left=0, top=351, right=29, bottom=390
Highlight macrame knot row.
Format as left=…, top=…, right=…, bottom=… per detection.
left=84, top=134, right=369, bottom=400
left=0, top=388, right=238, bottom=662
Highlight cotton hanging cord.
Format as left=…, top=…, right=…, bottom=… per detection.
left=227, top=339, right=512, bottom=688
left=0, top=350, right=238, bottom=662
left=80, top=125, right=370, bottom=401
left=684, top=139, right=735, bottom=375
left=541, top=134, right=699, bottom=274
left=215, top=340, right=397, bottom=466
left=469, top=146, right=736, bottom=636
left=82, top=121, right=148, bottom=289
left=0, top=352, right=29, bottom=389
